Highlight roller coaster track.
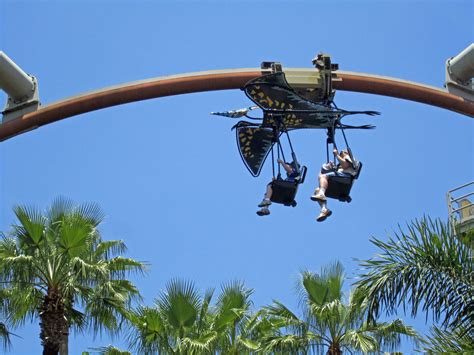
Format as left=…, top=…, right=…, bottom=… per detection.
left=1, top=68, right=472, bottom=141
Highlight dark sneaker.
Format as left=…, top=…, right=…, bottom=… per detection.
left=258, top=199, right=272, bottom=208
left=316, top=209, right=332, bottom=222
left=256, top=208, right=270, bottom=216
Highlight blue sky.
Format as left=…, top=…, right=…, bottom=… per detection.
left=1, top=0, right=473, bottom=353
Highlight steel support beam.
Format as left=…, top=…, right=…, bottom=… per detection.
left=0, top=68, right=473, bottom=142
left=0, top=51, right=40, bottom=122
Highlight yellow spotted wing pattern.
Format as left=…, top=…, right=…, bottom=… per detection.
left=244, top=72, right=339, bottom=129
left=235, top=126, right=274, bottom=177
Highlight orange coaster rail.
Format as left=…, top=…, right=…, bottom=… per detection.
left=0, top=68, right=472, bottom=142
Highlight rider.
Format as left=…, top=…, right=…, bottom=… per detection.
left=257, top=159, right=300, bottom=216
left=311, top=148, right=356, bottom=221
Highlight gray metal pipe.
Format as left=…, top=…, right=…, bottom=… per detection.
left=448, top=43, right=474, bottom=83
left=0, top=51, right=35, bottom=101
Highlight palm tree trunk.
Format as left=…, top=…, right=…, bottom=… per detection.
left=40, top=289, right=67, bottom=355
left=59, top=331, right=68, bottom=355
left=327, top=342, right=342, bottom=355
left=43, top=342, right=59, bottom=355
left=59, top=294, right=73, bottom=355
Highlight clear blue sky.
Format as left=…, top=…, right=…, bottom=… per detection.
left=1, top=0, right=473, bottom=353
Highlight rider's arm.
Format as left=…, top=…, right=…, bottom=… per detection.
left=333, top=149, right=345, bottom=164
left=278, top=159, right=293, bottom=174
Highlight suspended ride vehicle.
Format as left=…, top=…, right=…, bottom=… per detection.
left=212, top=55, right=379, bottom=207
left=321, top=127, right=363, bottom=203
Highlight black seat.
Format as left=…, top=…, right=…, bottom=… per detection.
left=325, top=162, right=362, bottom=203
left=270, top=166, right=307, bottom=207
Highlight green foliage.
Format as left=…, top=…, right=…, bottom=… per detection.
left=127, top=279, right=216, bottom=354
left=259, top=262, right=419, bottom=354
left=0, top=197, right=146, bottom=352
left=422, top=326, right=474, bottom=353
left=0, top=321, right=13, bottom=351
left=87, top=344, right=132, bottom=354
left=356, top=217, right=473, bottom=348
left=127, top=279, right=256, bottom=354
left=158, top=279, right=202, bottom=330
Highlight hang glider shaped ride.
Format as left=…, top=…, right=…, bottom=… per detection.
left=212, top=57, right=380, bottom=178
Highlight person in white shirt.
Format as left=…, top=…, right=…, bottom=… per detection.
left=311, top=149, right=356, bottom=222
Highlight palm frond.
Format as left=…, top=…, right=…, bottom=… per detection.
left=346, top=287, right=369, bottom=327
left=217, top=280, right=253, bottom=309
left=197, top=288, right=214, bottom=336
left=12, top=205, right=46, bottom=248
left=48, top=197, right=75, bottom=222
left=58, top=217, right=95, bottom=258
left=0, top=322, right=13, bottom=351
left=105, top=257, right=148, bottom=277
left=0, top=237, right=19, bottom=259
left=85, top=281, right=136, bottom=336
left=369, top=319, right=420, bottom=351
left=213, top=280, right=253, bottom=331
left=126, top=306, right=170, bottom=354
left=356, top=217, right=473, bottom=332
left=181, top=332, right=217, bottom=354
left=237, top=335, right=260, bottom=351
left=309, top=298, right=346, bottom=334
left=261, top=333, right=310, bottom=353
left=157, top=279, right=201, bottom=329
left=299, top=262, right=344, bottom=308
left=74, top=201, right=105, bottom=227
left=88, top=344, right=131, bottom=355
left=341, top=328, right=378, bottom=353
left=344, top=318, right=420, bottom=353
left=65, top=306, right=86, bottom=334
left=94, top=240, right=128, bottom=260
left=421, top=325, right=474, bottom=353
left=263, top=301, right=305, bottom=329
left=3, top=285, right=42, bottom=326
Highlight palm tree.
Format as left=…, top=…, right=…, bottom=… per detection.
left=260, top=262, right=419, bottom=354
left=128, top=279, right=259, bottom=354
left=127, top=279, right=217, bottom=354
left=0, top=198, right=146, bottom=355
left=356, top=218, right=473, bottom=351
left=212, top=281, right=258, bottom=354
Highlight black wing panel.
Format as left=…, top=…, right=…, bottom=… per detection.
left=262, top=111, right=335, bottom=130
left=244, top=72, right=339, bottom=129
left=236, top=126, right=274, bottom=177
left=244, top=72, right=322, bottom=111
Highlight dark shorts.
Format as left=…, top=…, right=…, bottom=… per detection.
left=268, top=177, right=295, bottom=187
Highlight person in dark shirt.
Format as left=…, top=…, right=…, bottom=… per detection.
left=257, top=159, right=300, bottom=216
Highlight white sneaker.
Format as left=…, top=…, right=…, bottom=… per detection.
left=316, top=209, right=332, bottom=222
left=311, top=193, right=326, bottom=202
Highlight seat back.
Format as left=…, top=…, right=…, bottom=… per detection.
left=325, top=176, right=353, bottom=202
left=325, top=161, right=362, bottom=202
left=353, top=161, right=363, bottom=180
left=270, top=180, right=299, bottom=205
left=296, top=166, right=308, bottom=184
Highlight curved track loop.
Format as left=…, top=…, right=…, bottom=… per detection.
left=0, top=69, right=472, bottom=141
